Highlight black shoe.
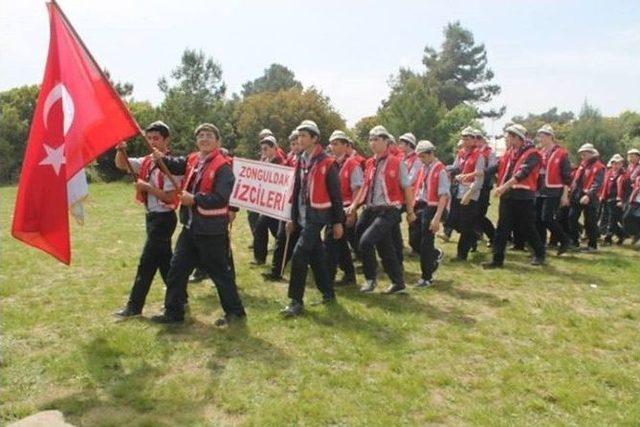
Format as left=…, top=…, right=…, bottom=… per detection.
left=214, top=313, right=246, bottom=327
left=281, top=300, right=304, bottom=317
left=383, top=283, right=406, bottom=294
left=335, top=274, right=356, bottom=287
left=150, top=314, right=184, bottom=324
left=530, top=257, right=545, bottom=266
left=261, top=272, right=283, bottom=281
left=188, top=269, right=207, bottom=283
left=113, top=306, right=141, bottom=318
left=482, top=261, right=503, bottom=269
left=250, top=259, right=265, bottom=266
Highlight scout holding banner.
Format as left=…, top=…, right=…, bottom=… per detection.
left=230, top=157, right=296, bottom=221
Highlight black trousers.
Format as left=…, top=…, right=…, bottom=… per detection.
left=569, top=201, right=599, bottom=248
left=288, top=222, right=334, bottom=303
left=535, top=196, right=569, bottom=247
left=408, top=203, right=427, bottom=253
left=325, top=223, right=356, bottom=282
left=456, top=200, right=478, bottom=260
left=247, top=210, right=259, bottom=238
left=493, top=198, right=545, bottom=264
left=253, top=215, right=280, bottom=262
left=269, top=221, right=299, bottom=277
left=127, top=211, right=177, bottom=312
left=164, top=228, right=245, bottom=319
left=419, top=207, right=439, bottom=281
left=603, top=200, right=625, bottom=240
left=476, top=189, right=496, bottom=243
left=623, top=202, right=640, bottom=237
left=357, top=208, right=404, bottom=285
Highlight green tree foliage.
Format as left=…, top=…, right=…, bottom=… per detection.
left=433, top=104, right=480, bottom=162
left=351, top=116, right=379, bottom=156
left=0, top=85, right=39, bottom=182
left=423, top=21, right=503, bottom=118
left=241, top=64, right=302, bottom=97
left=157, top=49, right=230, bottom=154
left=565, top=102, right=623, bottom=163
left=234, top=88, right=345, bottom=158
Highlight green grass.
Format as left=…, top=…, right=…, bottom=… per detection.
left=1, top=182, right=639, bottom=426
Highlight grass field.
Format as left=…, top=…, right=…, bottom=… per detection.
left=1, top=182, right=639, bottom=426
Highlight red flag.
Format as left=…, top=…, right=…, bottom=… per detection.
left=11, top=2, right=139, bottom=264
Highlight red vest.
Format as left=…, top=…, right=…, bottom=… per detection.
left=542, top=145, right=568, bottom=189
left=572, top=158, right=606, bottom=194
left=304, top=148, right=335, bottom=209
left=388, top=145, right=402, bottom=158
left=183, top=150, right=231, bottom=217
left=414, top=160, right=446, bottom=206
left=630, top=175, right=640, bottom=203
left=600, top=169, right=624, bottom=201
left=285, top=151, right=298, bottom=167
left=628, top=163, right=640, bottom=182
left=459, top=148, right=482, bottom=184
left=496, top=149, right=512, bottom=184
left=403, top=152, right=419, bottom=171
left=361, top=151, right=404, bottom=207
left=338, top=155, right=362, bottom=206
left=501, top=146, right=541, bottom=191
left=135, top=156, right=178, bottom=210
left=478, top=144, right=492, bottom=163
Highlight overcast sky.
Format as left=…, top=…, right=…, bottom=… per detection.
left=1, top=0, right=639, bottom=133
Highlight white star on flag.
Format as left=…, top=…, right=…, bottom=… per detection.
left=39, top=143, right=66, bottom=175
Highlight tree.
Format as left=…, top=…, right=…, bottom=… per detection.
left=511, top=107, right=575, bottom=142
left=103, top=68, right=134, bottom=99
left=433, top=104, right=479, bottom=162
left=234, top=88, right=345, bottom=158
left=423, top=21, right=503, bottom=117
left=0, top=85, right=39, bottom=182
left=566, top=102, right=622, bottom=162
left=157, top=49, right=231, bottom=154
left=351, top=116, right=379, bottom=156
left=241, top=63, right=302, bottom=97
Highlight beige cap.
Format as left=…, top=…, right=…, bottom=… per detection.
left=537, top=124, right=555, bottom=137
left=460, top=126, right=477, bottom=137
left=258, top=128, right=273, bottom=139
left=288, top=130, right=299, bottom=141
left=627, top=148, right=640, bottom=156
left=296, top=120, right=320, bottom=136
left=329, top=130, right=351, bottom=143
left=578, top=143, right=597, bottom=154
left=194, top=123, right=220, bottom=138
left=415, top=140, right=436, bottom=154
left=369, top=125, right=392, bottom=139
left=610, top=153, right=624, bottom=163
left=398, top=132, right=417, bottom=147
left=505, top=124, right=527, bottom=141
left=260, top=135, right=277, bottom=146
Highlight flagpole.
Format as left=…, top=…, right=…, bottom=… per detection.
left=49, top=0, right=180, bottom=191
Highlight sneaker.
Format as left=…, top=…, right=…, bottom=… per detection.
left=113, top=306, right=141, bottom=318
left=280, top=300, right=304, bottom=317
left=360, top=280, right=377, bottom=293
left=432, top=248, right=444, bottom=274
left=414, top=279, right=433, bottom=288
left=383, top=283, right=406, bottom=294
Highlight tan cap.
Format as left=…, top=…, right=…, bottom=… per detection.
left=194, top=123, right=220, bottom=138
left=260, top=135, right=277, bottom=146
left=296, top=120, right=320, bottom=136
left=398, top=132, right=417, bottom=147
left=460, top=126, right=477, bottom=137
left=288, top=129, right=299, bottom=141
left=369, top=125, right=392, bottom=139
left=505, top=124, right=527, bottom=141
left=627, top=148, right=640, bottom=156
left=578, top=143, right=597, bottom=154
left=415, top=140, right=436, bottom=154
left=537, top=124, right=555, bottom=137
left=329, top=130, right=351, bottom=143
left=145, top=120, right=170, bottom=134
left=258, top=128, right=273, bottom=139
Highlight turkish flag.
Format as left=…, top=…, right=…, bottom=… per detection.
left=11, top=2, right=139, bottom=264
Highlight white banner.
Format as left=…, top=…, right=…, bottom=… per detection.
left=230, top=157, right=295, bottom=221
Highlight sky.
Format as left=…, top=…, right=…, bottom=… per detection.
left=1, top=0, right=639, bottom=134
